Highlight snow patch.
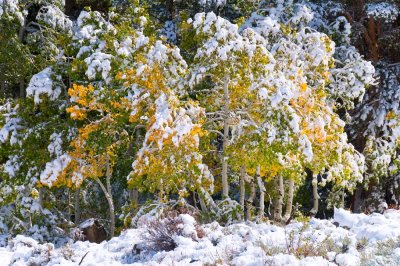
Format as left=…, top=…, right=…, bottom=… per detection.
left=26, top=68, right=62, bottom=104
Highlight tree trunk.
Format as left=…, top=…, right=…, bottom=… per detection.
left=346, top=0, right=365, bottom=20
left=68, top=188, right=71, bottom=220
left=340, top=189, right=345, bottom=208
left=256, top=165, right=265, bottom=218
left=166, top=0, right=176, bottom=19
left=193, top=191, right=198, bottom=209
left=272, top=176, right=284, bottom=222
left=353, top=185, right=363, bottom=213
left=198, top=193, right=208, bottom=213
left=96, top=179, right=115, bottom=238
left=221, top=77, right=230, bottom=198
left=105, top=155, right=115, bottom=238
left=95, top=155, right=115, bottom=239
left=284, top=179, right=295, bottom=222
left=127, top=128, right=142, bottom=207
left=246, top=176, right=256, bottom=221
left=38, top=187, right=44, bottom=209
left=1, top=1, right=6, bottom=15
left=18, top=21, right=25, bottom=43
left=239, top=165, right=246, bottom=212
left=129, top=129, right=142, bottom=207
left=129, top=189, right=139, bottom=206
left=65, top=0, right=77, bottom=17
left=19, top=79, right=25, bottom=98
left=364, top=17, right=380, bottom=62
left=18, top=17, right=26, bottom=99
left=198, top=189, right=216, bottom=212
left=0, top=78, right=5, bottom=98
left=310, top=174, right=319, bottom=217
left=74, top=188, right=81, bottom=224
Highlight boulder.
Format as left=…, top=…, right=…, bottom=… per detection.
left=78, top=219, right=107, bottom=244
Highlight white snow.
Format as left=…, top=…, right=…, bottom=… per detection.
left=47, top=132, right=63, bottom=157
left=366, top=2, right=399, bottom=23
left=26, top=68, right=62, bottom=104
left=3, top=155, right=21, bottom=178
left=40, top=154, right=72, bottom=187
left=0, top=104, right=22, bottom=145
left=3, top=209, right=400, bottom=265
left=198, top=0, right=226, bottom=8
left=0, top=248, right=12, bottom=265
left=0, top=0, right=24, bottom=25
left=79, top=219, right=95, bottom=230
left=161, top=20, right=177, bottom=43
left=36, top=5, right=72, bottom=31
left=334, top=208, right=400, bottom=242
left=84, top=52, right=113, bottom=82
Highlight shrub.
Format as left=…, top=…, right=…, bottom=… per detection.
left=284, top=224, right=342, bottom=259
left=203, top=199, right=243, bottom=225
left=70, top=227, right=86, bottom=242
left=142, top=207, right=205, bottom=252
left=60, top=244, right=75, bottom=260
left=8, top=235, right=54, bottom=265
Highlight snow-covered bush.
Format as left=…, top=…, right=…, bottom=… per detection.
left=206, top=199, right=243, bottom=224
left=7, top=235, right=54, bottom=265
left=366, top=2, right=399, bottom=23
left=284, top=223, right=342, bottom=259
left=141, top=208, right=205, bottom=251
left=36, top=5, right=72, bottom=32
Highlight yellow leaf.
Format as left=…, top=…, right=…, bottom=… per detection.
left=300, top=83, right=307, bottom=92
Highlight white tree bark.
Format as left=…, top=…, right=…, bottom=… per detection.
left=284, top=179, right=295, bottom=223
left=221, top=77, right=230, bottom=198
left=246, top=175, right=256, bottom=221
left=95, top=155, right=115, bottom=238
left=256, top=165, right=265, bottom=218
left=198, top=188, right=217, bottom=213
left=198, top=193, right=208, bottom=213
left=310, top=174, right=319, bottom=217
left=273, top=176, right=284, bottom=222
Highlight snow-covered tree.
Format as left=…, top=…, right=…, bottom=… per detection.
left=0, top=0, right=73, bottom=238
left=239, top=0, right=374, bottom=219
left=306, top=0, right=399, bottom=211
left=120, top=40, right=213, bottom=205
left=37, top=9, right=138, bottom=238
left=185, top=12, right=276, bottom=202
left=0, top=0, right=71, bottom=97
left=0, top=0, right=393, bottom=240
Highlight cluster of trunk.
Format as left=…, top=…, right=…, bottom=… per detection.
left=236, top=166, right=299, bottom=223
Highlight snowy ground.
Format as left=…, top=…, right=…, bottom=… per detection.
left=2, top=208, right=400, bottom=265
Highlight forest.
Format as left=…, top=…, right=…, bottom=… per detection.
left=0, top=0, right=400, bottom=265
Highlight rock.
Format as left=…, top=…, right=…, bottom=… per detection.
left=132, top=243, right=144, bottom=255
left=79, top=219, right=107, bottom=244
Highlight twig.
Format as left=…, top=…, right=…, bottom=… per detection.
left=79, top=251, right=90, bottom=265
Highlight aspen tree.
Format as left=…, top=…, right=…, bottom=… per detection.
left=186, top=12, right=274, bottom=199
